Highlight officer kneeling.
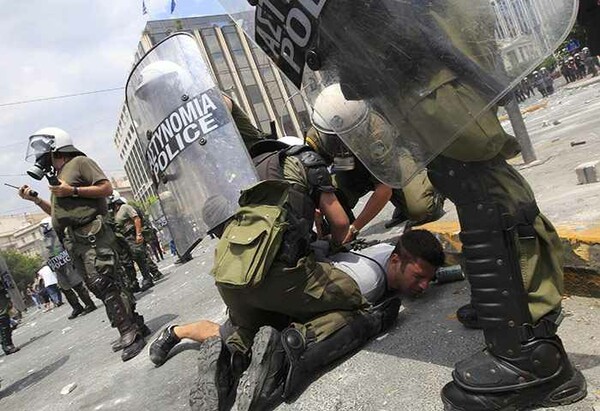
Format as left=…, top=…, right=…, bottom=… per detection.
left=184, top=136, right=445, bottom=411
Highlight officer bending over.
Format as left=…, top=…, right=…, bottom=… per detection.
left=306, top=92, right=444, bottom=241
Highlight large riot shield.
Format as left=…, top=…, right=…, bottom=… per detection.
left=126, top=33, right=259, bottom=255
left=216, top=0, right=577, bottom=187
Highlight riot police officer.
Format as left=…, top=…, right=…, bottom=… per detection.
left=39, top=217, right=97, bottom=319
left=0, top=279, right=19, bottom=355
left=20, top=127, right=148, bottom=361
left=110, top=192, right=163, bottom=290
left=306, top=91, right=445, bottom=238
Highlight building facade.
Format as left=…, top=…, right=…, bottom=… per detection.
left=114, top=14, right=313, bottom=204
left=492, top=0, right=567, bottom=71
left=0, top=213, right=47, bottom=257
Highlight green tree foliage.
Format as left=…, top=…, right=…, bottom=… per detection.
left=0, top=250, right=43, bottom=292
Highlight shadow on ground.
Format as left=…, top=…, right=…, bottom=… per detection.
left=0, top=355, right=69, bottom=399
left=6, top=330, right=54, bottom=355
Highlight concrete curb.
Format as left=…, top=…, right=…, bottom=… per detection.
left=421, top=221, right=600, bottom=298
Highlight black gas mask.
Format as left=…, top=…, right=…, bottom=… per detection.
left=25, top=135, right=60, bottom=185
left=27, top=153, right=59, bottom=185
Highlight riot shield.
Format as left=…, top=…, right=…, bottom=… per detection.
left=216, top=0, right=578, bottom=187
left=39, top=219, right=83, bottom=290
left=126, top=33, right=259, bottom=255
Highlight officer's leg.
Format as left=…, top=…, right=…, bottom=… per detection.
left=402, top=169, right=445, bottom=224
left=76, top=230, right=146, bottom=361
left=142, top=241, right=163, bottom=280
left=233, top=297, right=402, bottom=411
left=0, top=291, right=19, bottom=354
left=428, top=155, right=586, bottom=410
left=61, top=287, right=85, bottom=319
left=190, top=284, right=286, bottom=411
left=115, top=234, right=141, bottom=293
left=230, top=258, right=381, bottom=410
left=72, top=282, right=96, bottom=312
left=388, top=169, right=445, bottom=229
left=127, top=238, right=155, bottom=290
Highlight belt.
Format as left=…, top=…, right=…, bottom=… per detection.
left=66, top=215, right=104, bottom=245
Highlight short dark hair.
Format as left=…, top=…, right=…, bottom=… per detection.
left=393, top=229, right=445, bottom=268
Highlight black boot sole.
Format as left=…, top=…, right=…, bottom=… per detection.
left=189, top=338, right=227, bottom=411
left=235, top=327, right=283, bottom=411
left=442, top=368, right=587, bottom=411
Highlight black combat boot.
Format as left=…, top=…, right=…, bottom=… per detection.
left=149, top=325, right=180, bottom=366
left=234, top=327, right=287, bottom=411
left=1, top=315, right=20, bottom=355
left=190, top=337, right=249, bottom=411
left=121, top=334, right=146, bottom=362
left=68, top=305, right=84, bottom=320
left=62, top=287, right=85, bottom=320
left=442, top=335, right=587, bottom=410
left=112, top=314, right=151, bottom=352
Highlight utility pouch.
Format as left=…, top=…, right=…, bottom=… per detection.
left=69, top=215, right=104, bottom=244
left=212, top=180, right=290, bottom=287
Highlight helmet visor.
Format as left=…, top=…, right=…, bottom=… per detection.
left=25, top=135, right=54, bottom=162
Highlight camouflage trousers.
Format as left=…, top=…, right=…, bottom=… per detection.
left=63, top=218, right=141, bottom=339
left=114, top=232, right=140, bottom=290
left=123, top=234, right=162, bottom=280
left=217, top=254, right=369, bottom=354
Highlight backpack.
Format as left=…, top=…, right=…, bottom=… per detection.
left=211, top=180, right=290, bottom=288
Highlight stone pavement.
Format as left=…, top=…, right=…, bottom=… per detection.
left=1, top=248, right=599, bottom=411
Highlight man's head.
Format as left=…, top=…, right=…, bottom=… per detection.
left=108, top=190, right=126, bottom=212
left=386, top=230, right=445, bottom=296
left=25, top=127, right=85, bottom=178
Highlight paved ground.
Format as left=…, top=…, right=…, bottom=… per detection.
left=1, top=249, right=599, bottom=411
left=2, top=77, right=600, bottom=410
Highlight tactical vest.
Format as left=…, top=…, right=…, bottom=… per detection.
left=252, top=146, right=325, bottom=266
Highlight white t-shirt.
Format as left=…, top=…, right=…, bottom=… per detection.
left=328, top=243, right=394, bottom=303
left=38, top=265, right=58, bottom=287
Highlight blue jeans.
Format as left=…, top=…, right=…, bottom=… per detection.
left=45, top=284, right=62, bottom=305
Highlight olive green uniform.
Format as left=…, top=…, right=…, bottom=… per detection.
left=214, top=153, right=368, bottom=354
left=229, top=97, right=268, bottom=151
left=105, top=212, right=140, bottom=292
left=389, top=2, right=561, bottom=322
left=55, top=156, right=143, bottom=345
left=0, top=283, right=16, bottom=353
left=306, top=127, right=441, bottom=225
left=114, top=203, right=162, bottom=282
